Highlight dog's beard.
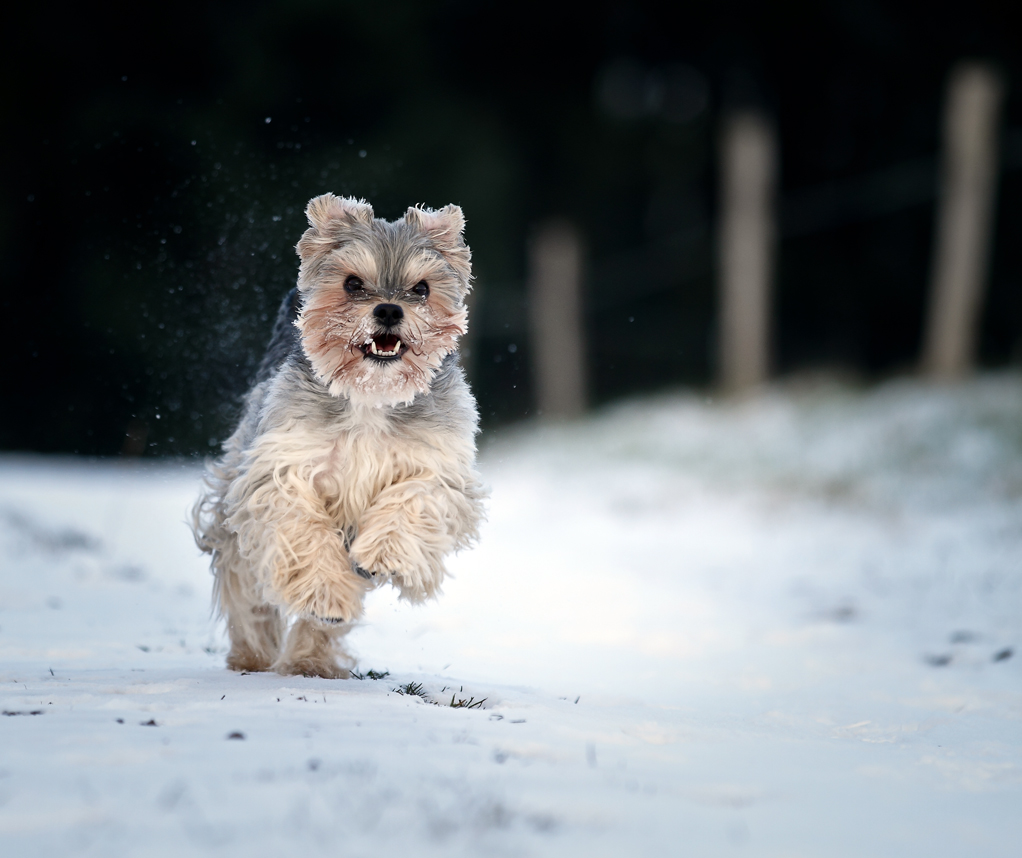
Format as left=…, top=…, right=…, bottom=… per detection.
left=297, top=288, right=468, bottom=406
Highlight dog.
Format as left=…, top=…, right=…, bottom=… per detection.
left=191, top=194, right=486, bottom=678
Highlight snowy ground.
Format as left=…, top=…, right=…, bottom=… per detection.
left=1, top=373, right=1020, bottom=857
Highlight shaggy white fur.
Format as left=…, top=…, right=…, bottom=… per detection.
left=192, top=195, right=486, bottom=678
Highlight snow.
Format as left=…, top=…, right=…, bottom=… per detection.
left=1, top=373, right=1020, bottom=856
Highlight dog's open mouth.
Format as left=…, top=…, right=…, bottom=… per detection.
left=360, top=333, right=407, bottom=361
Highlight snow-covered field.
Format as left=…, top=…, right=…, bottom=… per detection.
left=1, top=374, right=1020, bottom=857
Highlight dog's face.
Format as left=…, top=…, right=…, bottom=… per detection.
left=294, top=194, right=472, bottom=405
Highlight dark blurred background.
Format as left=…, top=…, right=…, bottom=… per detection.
left=2, top=0, right=1020, bottom=456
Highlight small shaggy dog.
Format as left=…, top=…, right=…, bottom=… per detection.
left=191, top=195, right=486, bottom=678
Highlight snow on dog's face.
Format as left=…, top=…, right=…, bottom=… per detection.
left=294, top=194, right=471, bottom=406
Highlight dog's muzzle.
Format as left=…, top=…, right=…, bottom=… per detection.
left=360, top=332, right=408, bottom=361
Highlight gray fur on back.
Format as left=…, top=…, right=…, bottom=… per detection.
left=254, top=287, right=302, bottom=386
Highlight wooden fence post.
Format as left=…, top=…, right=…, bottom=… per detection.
left=527, top=220, right=587, bottom=419
left=922, top=62, right=1004, bottom=380
left=717, top=111, right=777, bottom=393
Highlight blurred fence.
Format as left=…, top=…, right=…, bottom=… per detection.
left=509, top=60, right=1009, bottom=416
left=526, top=221, right=588, bottom=419
left=922, top=63, right=1005, bottom=381
left=717, top=111, right=776, bottom=393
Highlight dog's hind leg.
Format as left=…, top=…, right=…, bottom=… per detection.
left=224, top=602, right=285, bottom=673
left=215, top=541, right=285, bottom=672
left=193, top=476, right=286, bottom=673
left=273, top=618, right=353, bottom=679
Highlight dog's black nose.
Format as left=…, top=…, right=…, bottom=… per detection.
left=373, top=303, right=404, bottom=328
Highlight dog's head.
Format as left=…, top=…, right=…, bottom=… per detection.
left=294, top=194, right=472, bottom=405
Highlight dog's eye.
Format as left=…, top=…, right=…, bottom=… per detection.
left=411, top=280, right=429, bottom=298
left=344, top=275, right=365, bottom=293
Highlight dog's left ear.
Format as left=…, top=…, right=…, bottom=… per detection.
left=405, top=204, right=472, bottom=286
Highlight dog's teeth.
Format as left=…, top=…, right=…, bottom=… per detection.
left=367, top=338, right=403, bottom=357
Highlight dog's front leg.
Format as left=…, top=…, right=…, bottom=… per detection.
left=350, top=479, right=482, bottom=602
left=266, top=506, right=370, bottom=625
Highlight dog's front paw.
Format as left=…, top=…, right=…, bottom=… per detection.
left=309, top=614, right=349, bottom=626
left=275, top=656, right=350, bottom=679
left=351, top=541, right=444, bottom=603
left=273, top=618, right=353, bottom=679
left=286, top=574, right=366, bottom=626
left=353, top=563, right=377, bottom=581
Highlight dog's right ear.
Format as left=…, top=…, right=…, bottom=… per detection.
left=296, top=194, right=374, bottom=260
left=306, top=194, right=374, bottom=231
